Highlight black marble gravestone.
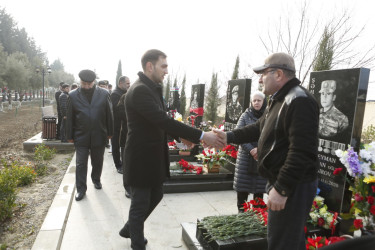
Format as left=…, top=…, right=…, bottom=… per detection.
left=308, top=68, right=370, bottom=213
left=224, top=79, right=251, bottom=131
left=189, top=84, right=205, bottom=127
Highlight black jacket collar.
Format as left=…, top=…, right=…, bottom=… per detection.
left=138, top=72, right=162, bottom=93
left=272, top=78, right=301, bottom=101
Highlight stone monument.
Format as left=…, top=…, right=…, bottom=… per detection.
left=189, top=84, right=205, bottom=127
left=309, top=68, right=370, bottom=213
left=224, top=79, right=252, bottom=131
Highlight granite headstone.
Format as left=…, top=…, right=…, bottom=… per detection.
left=308, top=68, right=370, bottom=213
left=189, top=84, right=205, bottom=127
left=224, top=79, right=252, bottom=131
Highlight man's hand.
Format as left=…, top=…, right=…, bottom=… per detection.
left=250, top=147, right=258, bottom=160
left=213, top=129, right=227, bottom=145
left=202, top=130, right=226, bottom=149
left=107, top=136, right=112, bottom=139
left=267, top=188, right=288, bottom=211
left=68, top=139, right=74, bottom=143
left=181, top=138, right=195, bottom=149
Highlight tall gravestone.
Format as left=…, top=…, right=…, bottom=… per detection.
left=167, top=86, right=180, bottom=116
left=308, top=68, right=370, bottom=213
left=189, top=84, right=205, bottom=127
left=224, top=79, right=252, bottom=131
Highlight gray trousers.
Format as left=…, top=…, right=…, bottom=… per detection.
left=267, top=179, right=318, bottom=250
left=75, top=145, right=105, bottom=193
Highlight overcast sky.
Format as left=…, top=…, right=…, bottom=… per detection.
left=1, top=0, right=375, bottom=99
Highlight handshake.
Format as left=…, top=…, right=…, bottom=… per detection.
left=181, top=129, right=227, bottom=149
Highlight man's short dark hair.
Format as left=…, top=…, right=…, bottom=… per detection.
left=141, top=49, right=167, bottom=70
left=71, top=83, right=78, bottom=90
left=62, top=83, right=69, bottom=89
left=59, top=82, right=65, bottom=87
left=118, top=76, right=129, bottom=84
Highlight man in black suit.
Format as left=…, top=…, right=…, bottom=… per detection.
left=110, top=76, right=130, bottom=174
left=55, top=82, right=64, bottom=139
left=119, top=49, right=224, bottom=250
left=66, top=69, right=114, bottom=201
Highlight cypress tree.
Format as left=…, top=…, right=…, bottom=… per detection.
left=231, top=55, right=240, bottom=80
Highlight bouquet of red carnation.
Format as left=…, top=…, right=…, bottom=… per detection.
left=177, top=159, right=202, bottom=175
left=243, top=198, right=268, bottom=226
left=222, top=145, right=238, bottom=159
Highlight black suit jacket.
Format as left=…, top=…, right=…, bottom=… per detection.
left=124, top=72, right=202, bottom=188
left=66, top=86, right=114, bottom=147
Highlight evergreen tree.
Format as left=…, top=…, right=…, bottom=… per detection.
left=116, top=60, right=122, bottom=87
left=313, top=27, right=334, bottom=71
left=204, top=72, right=220, bottom=124
left=180, top=74, right=187, bottom=117
left=231, top=55, right=240, bottom=80
left=164, top=75, right=171, bottom=106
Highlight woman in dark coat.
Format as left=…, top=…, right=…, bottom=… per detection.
left=233, top=90, right=267, bottom=212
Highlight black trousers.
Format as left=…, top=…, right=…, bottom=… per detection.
left=75, top=145, right=105, bottom=193
left=60, top=119, right=66, bottom=142
left=56, top=113, right=62, bottom=139
left=124, top=184, right=163, bottom=250
left=111, top=124, right=121, bottom=168
left=267, top=179, right=318, bottom=250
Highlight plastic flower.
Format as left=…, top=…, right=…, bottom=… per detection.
left=333, top=168, right=343, bottom=175
left=364, top=175, right=375, bottom=184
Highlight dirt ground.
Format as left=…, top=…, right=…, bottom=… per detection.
left=0, top=101, right=73, bottom=249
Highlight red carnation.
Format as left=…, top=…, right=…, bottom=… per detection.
left=318, top=217, right=325, bottom=227
left=370, top=205, right=375, bottom=215
left=354, top=193, right=364, bottom=202
left=367, top=196, right=374, bottom=205
left=333, top=168, right=343, bottom=175
left=353, top=219, right=363, bottom=229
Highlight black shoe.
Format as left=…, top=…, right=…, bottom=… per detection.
left=119, top=225, right=148, bottom=245
left=93, top=182, right=102, bottom=189
left=125, top=191, right=130, bottom=198
left=116, top=167, right=123, bottom=174
left=75, top=192, right=85, bottom=201
left=119, top=225, right=130, bottom=238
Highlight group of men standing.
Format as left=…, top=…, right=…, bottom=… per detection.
left=64, top=49, right=323, bottom=250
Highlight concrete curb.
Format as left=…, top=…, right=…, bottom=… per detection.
left=23, top=132, right=75, bottom=153
left=31, top=153, right=76, bottom=250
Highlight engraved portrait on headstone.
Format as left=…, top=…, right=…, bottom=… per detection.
left=226, top=85, right=243, bottom=122
left=309, top=68, right=370, bottom=213
left=319, top=80, right=349, bottom=139
left=224, top=79, right=252, bottom=131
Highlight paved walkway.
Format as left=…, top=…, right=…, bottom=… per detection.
left=33, top=147, right=239, bottom=250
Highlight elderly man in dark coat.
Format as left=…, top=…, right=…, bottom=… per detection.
left=66, top=69, right=114, bottom=201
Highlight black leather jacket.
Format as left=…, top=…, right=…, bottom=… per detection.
left=228, top=78, right=319, bottom=197
left=66, top=86, right=114, bottom=147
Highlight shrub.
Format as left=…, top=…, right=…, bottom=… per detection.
left=0, top=168, right=17, bottom=222
left=33, top=144, right=56, bottom=161
left=362, top=125, right=375, bottom=144
left=33, top=162, right=48, bottom=176
left=1, top=160, right=37, bottom=186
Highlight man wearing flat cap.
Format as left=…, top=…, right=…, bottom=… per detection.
left=212, top=52, right=320, bottom=250
left=66, top=69, right=114, bottom=201
left=318, top=80, right=348, bottom=138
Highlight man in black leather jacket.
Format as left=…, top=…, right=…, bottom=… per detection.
left=66, top=69, right=114, bottom=201
left=214, top=53, right=319, bottom=250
